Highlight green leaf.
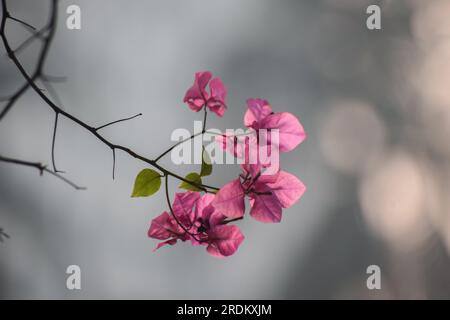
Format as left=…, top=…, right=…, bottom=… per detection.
left=179, top=172, right=203, bottom=191
left=131, top=169, right=162, bottom=197
left=200, top=147, right=212, bottom=177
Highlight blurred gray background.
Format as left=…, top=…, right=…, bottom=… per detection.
left=1, top=0, right=450, bottom=299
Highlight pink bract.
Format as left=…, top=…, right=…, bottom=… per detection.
left=212, top=169, right=305, bottom=224
left=244, top=98, right=306, bottom=152
left=183, top=71, right=227, bottom=117
left=249, top=170, right=306, bottom=223
left=211, top=179, right=246, bottom=219
left=148, top=192, right=244, bottom=257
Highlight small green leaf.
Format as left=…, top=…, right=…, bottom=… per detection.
left=131, top=169, right=161, bottom=197
left=179, top=172, right=203, bottom=191
left=200, top=147, right=212, bottom=177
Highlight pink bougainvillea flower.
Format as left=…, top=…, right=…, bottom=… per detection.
left=215, top=98, right=306, bottom=176
left=183, top=71, right=227, bottom=117
left=205, top=225, right=245, bottom=257
left=244, top=98, right=273, bottom=128
left=148, top=192, right=244, bottom=257
left=248, top=170, right=305, bottom=223
left=212, top=169, right=306, bottom=223
left=191, top=194, right=245, bottom=257
left=172, top=191, right=201, bottom=228
left=211, top=179, right=246, bottom=219
left=147, top=211, right=188, bottom=251
left=244, top=98, right=306, bottom=153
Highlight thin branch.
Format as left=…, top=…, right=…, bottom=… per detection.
left=0, top=0, right=56, bottom=121
left=0, top=0, right=219, bottom=193
left=0, top=81, right=31, bottom=119
left=0, top=155, right=85, bottom=190
left=0, top=94, right=13, bottom=102
left=245, top=171, right=261, bottom=191
left=154, top=106, right=209, bottom=163
left=154, top=131, right=203, bottom=163
left=12, top=26, right=48, bottom=55
left=164, top=174, right=201, bottom=242
left=0, top=227, right=9, bottom=242
left=220, top=217, right=243, bottom=225
left=8, top=15, right=36, bottom=31
left=112, top=148, right=116, bottom=180
left=40, top=77, right=64, bottom=109
left=42, top=74, right=67, bottom=83
left=202, top=106, right=207, bottom=132
left=51, top=112, right=63, bottom=172
left=95, top=113, right=143, bottom=131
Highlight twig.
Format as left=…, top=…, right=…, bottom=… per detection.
left=0, top=0, right=219, bottom=193
left=154, top=106, right=209, bottom=163
left=51, top=112, right=63, bottom=172
left=154, top=131, right=203, bottom=163
left=40, top=77, right=65, bottom=110
left=13, top=26, right=48, bottom=55
left=164, top=174, right=201, bottom=242
left=95, top=113, right=143, bottom=131
left=220, top=217, right=243, bottom=225
left=41, top=74, right=67, bottom=83
left=0, top=227, right=9, bottom=242
left=8, top=15, right=36, bottom=31
left=0, top=0, right=57, bottom=121
left=0, top=155, right=85, bottom=190
left=112, top=148, right=116, bottom=180
left=202, top=106, right=207, bottom=132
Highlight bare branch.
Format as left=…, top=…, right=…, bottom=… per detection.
left=8, top=15, right=36, bottom=31
left=12, top=26, right=48, bottom=55
left=95, top=113, right=143, bottom=131
left=112, top=148, right=116, bottom=180
left=164, top=174, right=201, bottom=242
left=0, top=155, right=85, bottom=190
left=41, top=74, right=67, bottom=83
left=0, top=0, right=56, bottom=121
left=51, top=112, right=63, bottom=172
left=0, top=227, right=9, bottom=242
left=0, top=0, right=219, bottom=193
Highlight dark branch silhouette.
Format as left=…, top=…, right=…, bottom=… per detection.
left=0, top=155, right=85, bottom=190
left=95, top=113, right=143, bottom=131
left=0, top=227, right=10, bottom=242
left=0, top=0, right=225, bottom=241
left=0, top=0, right=219, bottom=193
left=0, top=0, right=57, bottom=121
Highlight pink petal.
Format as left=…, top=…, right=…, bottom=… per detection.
left=215, top=134, right=244, bottom=159
left=210, top=78, right=226, bottom=101
left=206, top=245, right=224, bottom=258
left=244, top=98, right=272, bottom=128
left=250, top=194, right=282, bottom=223
left=207, top=225, right=245, bottom=257
left=183, top=71, right=212, bottom=112
left=207, top=104, right=227, bottom=117
left=265, top=170, right=306, bottom=208
left=193, top=193, right=215, bottom=220
left=148, top=211, right=183, bottom=240
left=172, top=192, right=201, bottom=227
left=212, top=179, right=245, bottom=219
left=153, top=238, right=178, bottom=252
left=241, top=163, right=262, bottom=180
left=255, top=171, right=280, bottom=185
left=260, top=112, right=306, bottom=152
left=207, top=77, right=227, bottom=117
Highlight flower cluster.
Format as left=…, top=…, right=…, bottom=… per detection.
left=147, top=71, right=306, bottom=257
left=148, top=192, right=245, bottom=257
